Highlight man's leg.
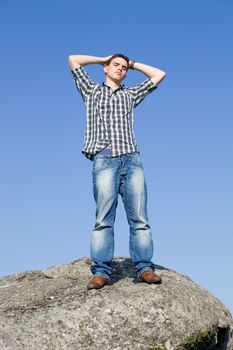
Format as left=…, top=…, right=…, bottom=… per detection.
left=90, top=155, right=120, bottom=282
left=119, top=153, right=161, bottom=282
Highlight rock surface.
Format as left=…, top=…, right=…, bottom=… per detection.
left=0, top=257, right=232, bottom=350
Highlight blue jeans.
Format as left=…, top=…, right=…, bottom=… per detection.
left=91, top=152, right=155, bottom=280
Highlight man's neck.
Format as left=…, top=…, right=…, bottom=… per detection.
left=104, top=77, right=121, bottom=91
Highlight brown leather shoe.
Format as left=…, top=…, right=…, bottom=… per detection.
left=139, top=269, right=162, bottom=284
left=87, top=276, right=111, bottom=290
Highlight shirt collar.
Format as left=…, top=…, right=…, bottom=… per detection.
left=102, top=82, right=125, bottom=91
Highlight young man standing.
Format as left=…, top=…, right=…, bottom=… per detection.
left=68, top=53, right=166, bottom=289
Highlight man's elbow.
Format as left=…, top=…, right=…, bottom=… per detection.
left=159, top=70, right=166, bottom=81
left=151, top=71, right=166, bottom=86
left=68, top=55, right=80, bottom=69
left=68, top=55, right=73, bottom=67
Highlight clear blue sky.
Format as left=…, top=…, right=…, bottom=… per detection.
left=0, top=1, right=232, bottom=314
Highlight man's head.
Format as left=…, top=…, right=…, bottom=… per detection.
left=104, top=53, right=130, bottom=83
left=107, top=54, right=130, bottom=69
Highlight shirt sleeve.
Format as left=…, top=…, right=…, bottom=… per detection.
left=71, top=66, right=97, bottom=102
left=127, top=78, right=157, bottom=108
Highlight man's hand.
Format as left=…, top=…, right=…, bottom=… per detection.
left=101, top=55, right=113, bottom=65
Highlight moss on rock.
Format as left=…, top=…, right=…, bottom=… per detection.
left=148, top=346, right=166, bottom=350
left=184, top=329, right=217, bottom=350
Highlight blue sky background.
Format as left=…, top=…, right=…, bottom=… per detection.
left=0, top=1, right=232, bottom=314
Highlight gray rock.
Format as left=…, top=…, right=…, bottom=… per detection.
left=0, top=257, right=232, bottom=350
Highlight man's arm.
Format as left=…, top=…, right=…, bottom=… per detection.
left=68, top=55, right=112, bottom=70
left=129, top=60, right=166, bottom=87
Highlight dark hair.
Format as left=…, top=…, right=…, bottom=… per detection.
left=108, top=53, right=130, bottom=69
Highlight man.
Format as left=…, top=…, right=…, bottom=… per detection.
left=68, top=53, right=166, bottom=289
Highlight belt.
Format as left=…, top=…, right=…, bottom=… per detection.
left=95, top=147, right=137, bottom=158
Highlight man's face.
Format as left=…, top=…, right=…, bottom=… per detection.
left=104, top=57, right=128, bottom=82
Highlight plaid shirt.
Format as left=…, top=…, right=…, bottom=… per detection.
left=71, top=66, right=157, bottom=161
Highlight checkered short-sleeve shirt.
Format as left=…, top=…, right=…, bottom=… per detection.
left=71, top=66, right=157, bottom=160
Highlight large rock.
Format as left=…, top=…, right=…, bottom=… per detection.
left=0, top=257, right=232, bottom=350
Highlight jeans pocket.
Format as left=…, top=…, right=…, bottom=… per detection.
left=129, top=152, right=143, bottom=168
left=93, top=156, right=110, bottom=172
